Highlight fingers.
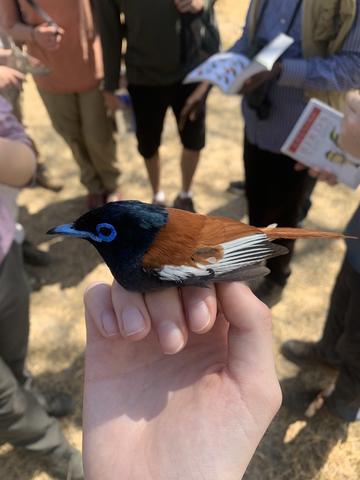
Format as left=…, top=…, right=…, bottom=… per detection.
left=174, top=0, right=194, bottom=13
left=294, top=162, right=307, bottom=172
left=345, top=91, right=360, bottom=115
left=145, top=288, right=188, bottom=354
left=181, top=284, right=217, bottom=333
left=217, top=283, right=275, bottom=381
left=110, top=281, right=151, bottom=340
left=84, top=282, right=118, bottom=341
left=85, top=281, right=219, bottom=355
left=308, top=168, right=338, bottom=185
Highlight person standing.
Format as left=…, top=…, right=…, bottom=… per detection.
left=0, top=93, right=83, bottom=479
left=233, top=0, right=360, bottom=306
left=1, top=0, right=122, bottom=209
left=281, top=92, right=360, bottom=422
left=184, top=0, right=360, bottom=304
left=95, top=0, right=219, bottom=212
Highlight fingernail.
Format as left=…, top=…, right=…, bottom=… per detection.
left=158, top=322, right=185, bottom=355
left=101, top=310, right=119, bottom=337
left=122, top=306, right=146, bottom=336
left=190, top=301, right=210, bottom=333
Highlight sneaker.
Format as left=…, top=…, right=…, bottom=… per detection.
left=253, top=278, right=284, bottom=308
left=23, top=239, right=52, bottom=267
left=173, top=195, right=196, bottom=213
left=227, top=180, right=246, bottom=194
left=35, top=164, right=64, bottom=192
left=44, top=443, right=84, bottom=480
left=106, top=191, right=122, bottom=203
left=152, top=198, right=167, bottom=207
left=281, top=340, right=340, bottom=368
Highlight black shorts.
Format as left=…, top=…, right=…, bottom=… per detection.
left=128, top=82, right=206, bottom=159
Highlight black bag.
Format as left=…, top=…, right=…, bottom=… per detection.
left=180, top=2, right=221, bottom=73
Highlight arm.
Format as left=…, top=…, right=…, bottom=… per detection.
left=0, top=137, right=36, bottom=187
left=0, top=0, right=63, bottom=50
left=0, top=95, right=36, bottom=187
left=279, top=3, right=360, bottom=91
left=339, top=91, right=360, bottom=157
left=227, top=0, right=254, bottom=55
left=94, top=0, right=124, bottom=93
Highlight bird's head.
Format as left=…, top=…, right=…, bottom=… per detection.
left=47, top=200, right=168, bottom=270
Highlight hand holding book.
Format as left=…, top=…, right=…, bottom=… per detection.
left=239, top=62, right=282, bottom=95
left=282, top=97, right=360, bottom=189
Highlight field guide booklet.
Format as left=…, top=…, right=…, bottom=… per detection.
left=281, top=99, right=360, bottom=189
left=184, top=33, right=294, bottom=94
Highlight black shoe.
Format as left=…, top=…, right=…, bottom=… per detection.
left=227, top=180, right=246, bottom=194
left=325, top=394, right=360, bottom=422
left=41, top=392, right=75, bottom=418
left=44, top=443, right=84, bottom=480
left=281, top=340, right=340, bottom=368
left=23, top=239, right=52, bottom=267
left=35, top=164, right=64, bottom=192
left=23, top=377, right=74, bottom=418
left=173, top=195, right=196, bottom=213
left=253, top=278, right=284, bottom=307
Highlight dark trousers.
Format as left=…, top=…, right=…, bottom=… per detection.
left=0, top=243, right=65, bottom=451
left=318, top=257, right=360, bottom=421
left=243, top=136, right=317, bottom=286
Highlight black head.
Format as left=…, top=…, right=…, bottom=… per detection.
left=47, top=200, right=168, bottom=276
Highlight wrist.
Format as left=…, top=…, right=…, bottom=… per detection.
left=30, top=26, right=37, bottom=44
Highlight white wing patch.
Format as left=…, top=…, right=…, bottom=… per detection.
left=156, top=233, right=274, bottom=282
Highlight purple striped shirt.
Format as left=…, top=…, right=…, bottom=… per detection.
left=0, top=95, right=32, bottom=263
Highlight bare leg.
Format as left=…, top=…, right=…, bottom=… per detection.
left=180, top=148, right=200, bottom=193
left=144, top=150, right=161, bottom=195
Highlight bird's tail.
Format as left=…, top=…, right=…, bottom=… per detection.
left=260, top=226, right=354, bottom=241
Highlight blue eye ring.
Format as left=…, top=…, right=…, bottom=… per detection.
left=96, top=223, right=117, bottom=242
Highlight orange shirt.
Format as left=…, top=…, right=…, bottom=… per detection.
left=0, top=0, right=103, bottom=93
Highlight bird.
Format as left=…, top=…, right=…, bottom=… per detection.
left=48, top=200, right=345, bottom=293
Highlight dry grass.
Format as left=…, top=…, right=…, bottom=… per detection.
left=1, top=0, right=359, bottom=478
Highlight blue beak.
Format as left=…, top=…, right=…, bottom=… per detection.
left=47, top=223, right=91, bottom=239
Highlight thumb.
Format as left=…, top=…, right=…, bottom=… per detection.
left=217, top=283, right=276, bottom=382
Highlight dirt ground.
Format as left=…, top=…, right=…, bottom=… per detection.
left=1, top=1, right=360, bottom=479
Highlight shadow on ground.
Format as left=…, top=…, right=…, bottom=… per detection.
left=19, top=195, right=103, bottom=290
left=245, top=365, right=348, bottom=480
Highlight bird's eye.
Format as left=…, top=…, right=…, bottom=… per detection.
left=96, top=223, right=117, bottom=242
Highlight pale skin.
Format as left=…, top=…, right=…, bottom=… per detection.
left=5, top=22, right=64, bottom=51
left=339, top=91, right=360, bottom=158
left=83, top=282, right=282, bottom=480
left=0, top=137, right=36, bottom=187
left=0, top=65, right=24, bottom=90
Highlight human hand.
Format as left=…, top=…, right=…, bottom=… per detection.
left=179, top=81, right=210, bottom=130
left=294, top=162, right=338, bottom=186
left=32, top=23, right=64, bottom=51
left=0, top=49, right=11, bottom=66
left=339, top=91, right=360, bottom=158
left=0, top=66, right=25, bottom=91
left=240, top=63, right=282, bottom=95
left=103, top=91, right=129, bottom=113
left=174, top=0, right=204, bottom=14
left=83, top=281, right=282, bottom=480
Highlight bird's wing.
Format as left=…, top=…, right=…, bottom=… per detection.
left=153, top=232, right=284, bottom=283
left=142, top=209, right=285, bottom=283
